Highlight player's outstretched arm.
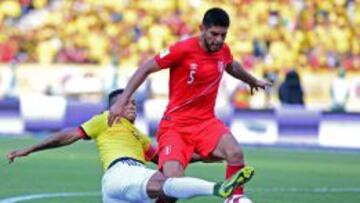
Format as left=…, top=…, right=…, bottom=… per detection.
left=7, top=128, right=82, bottom=164
left=108, top=58, right=162, bottom=126
left=226, top=60, right=272, bottom=95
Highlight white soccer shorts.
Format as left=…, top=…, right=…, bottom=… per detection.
left=102, top=160, right=157, bottom=203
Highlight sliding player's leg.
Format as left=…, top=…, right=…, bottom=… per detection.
left=148, top=168, right=254, bottom=200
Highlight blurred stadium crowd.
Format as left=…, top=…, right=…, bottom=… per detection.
left=0, top=0, right=359, bottom=72
left=0, top=1, right=360, bottom=148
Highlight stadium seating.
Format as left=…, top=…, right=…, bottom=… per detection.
left=0, top=97, right=23, bottom=134
left=0, top=0, right=358, bottom=72
left=64, top=100, right=106, bottom=128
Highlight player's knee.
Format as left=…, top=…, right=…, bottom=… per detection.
left=164, top=168, right=183, bottom=177
left=162, top=161, right=184, bottom=177
left=225, top=147, right=244, bottom=164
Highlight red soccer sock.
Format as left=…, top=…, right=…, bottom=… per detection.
left=225, top=164, right=244, bottom=195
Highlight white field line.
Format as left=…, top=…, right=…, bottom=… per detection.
left=0, top=188, right=360, bottom=202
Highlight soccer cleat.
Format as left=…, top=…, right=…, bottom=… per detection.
left=213, top=166, right=255, bottom=198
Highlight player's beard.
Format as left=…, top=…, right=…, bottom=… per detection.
left=204, top=38, right=222, bottom=52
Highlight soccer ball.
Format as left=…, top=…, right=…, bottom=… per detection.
left=224, top=195, right=253, bottom=203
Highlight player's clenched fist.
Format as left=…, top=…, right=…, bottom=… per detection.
left=108, top=96, right=127, bottom=126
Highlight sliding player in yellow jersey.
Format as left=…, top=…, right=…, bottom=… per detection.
left=7, top=89, right=254, bottom=203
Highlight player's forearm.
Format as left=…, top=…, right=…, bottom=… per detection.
left=29, top=131, right=79, bottom=153
left=121, top=67, right=150, bottom=99
left=122, top=59, right=161, bottom=100
left=226, top=61, right=258, bottom=86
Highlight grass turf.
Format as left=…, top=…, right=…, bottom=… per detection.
left=1, top=136, right=360, bottom=203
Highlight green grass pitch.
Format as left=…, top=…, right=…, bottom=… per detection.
left=1, top=136, right=360, bottom=203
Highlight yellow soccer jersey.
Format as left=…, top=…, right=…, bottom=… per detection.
left=80, top=111, right=153, bottom=171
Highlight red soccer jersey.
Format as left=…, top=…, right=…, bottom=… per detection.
left=155, top=36, right=233, bottom=123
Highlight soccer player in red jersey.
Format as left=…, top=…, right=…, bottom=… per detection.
left=108, top=7, right=271, bottom=202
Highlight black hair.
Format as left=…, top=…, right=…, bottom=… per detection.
left=202, top=7, right=230, bottom=28
left=108, top=89, right=124, bottom=107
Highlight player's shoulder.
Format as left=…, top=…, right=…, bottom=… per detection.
left=173, top=36, right=198, bottom=48
left=98, top=110, right=109, bottom=118
left=89, top=111, right=109, bottom=122
left=159, top=36, right=196, bottom=59
left=222, top=42, right=231, bottom=51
